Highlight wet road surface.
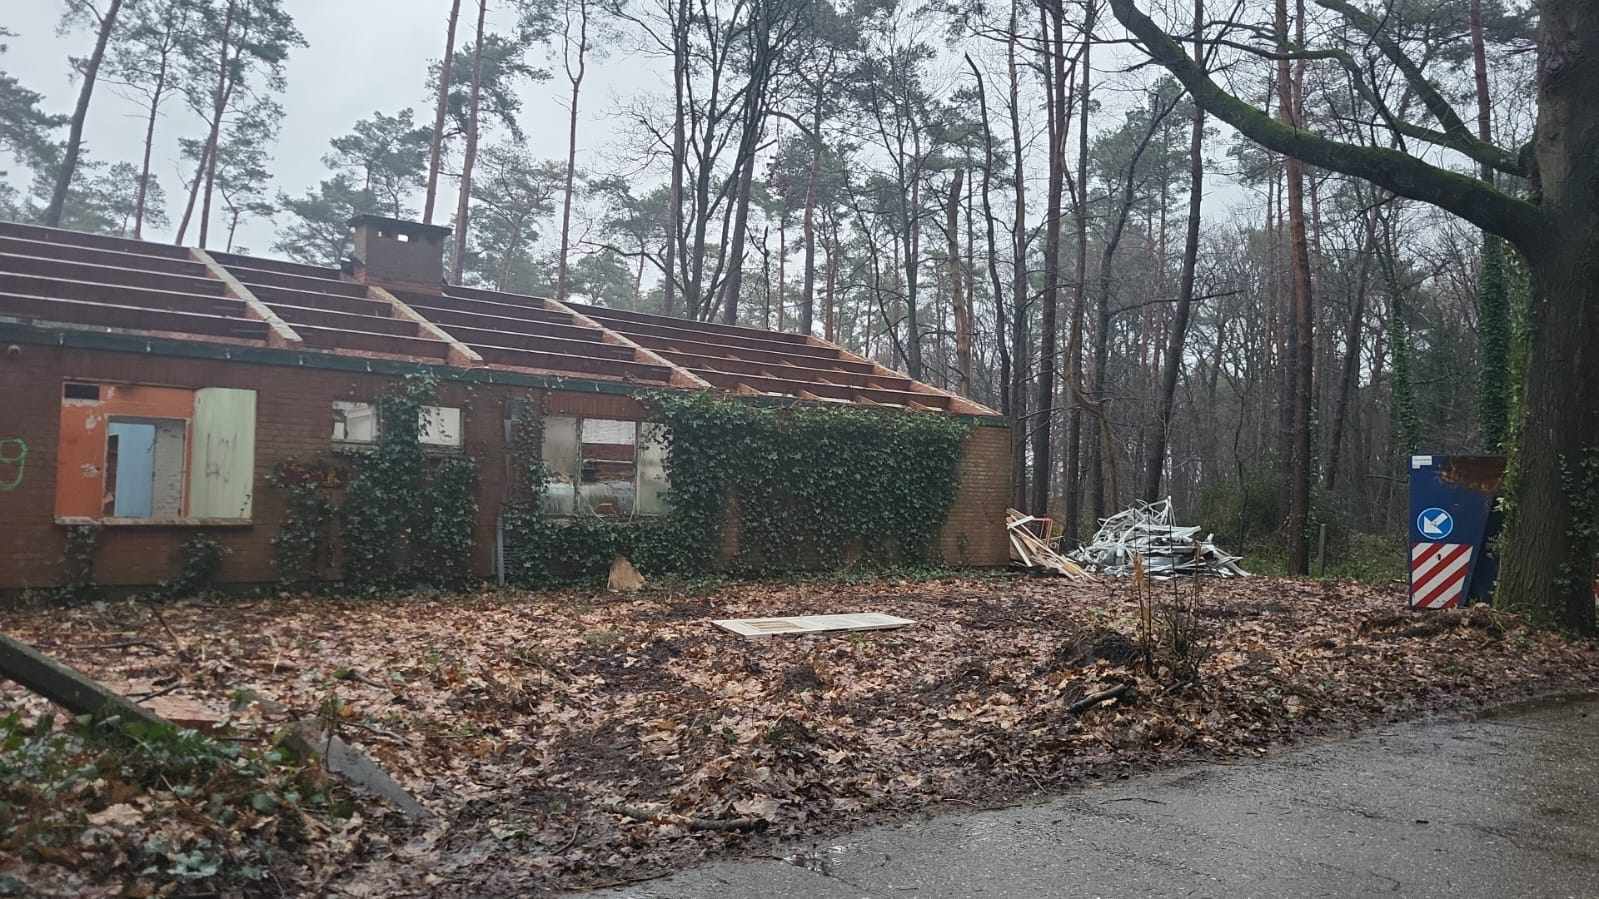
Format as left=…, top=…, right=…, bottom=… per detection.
left=585, top=696, right=1599, bottom=898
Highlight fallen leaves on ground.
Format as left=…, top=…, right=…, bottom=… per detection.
left=2, top=574, right=1596, bottom=896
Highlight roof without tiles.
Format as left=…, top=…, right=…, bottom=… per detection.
left=0, top=218, right=996, bottom=416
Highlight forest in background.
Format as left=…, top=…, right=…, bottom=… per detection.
left=0, top=0, right=1537, bottom=572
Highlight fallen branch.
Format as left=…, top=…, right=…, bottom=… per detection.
left=1067, top=683, right=1134, bottom=716
left=602, top=802, right=767, bottom=833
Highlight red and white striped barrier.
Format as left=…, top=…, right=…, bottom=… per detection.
left=1410, top=542, right=1473, bottom=609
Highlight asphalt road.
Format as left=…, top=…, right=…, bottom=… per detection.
left=585, top=696, right=1599, bottom=898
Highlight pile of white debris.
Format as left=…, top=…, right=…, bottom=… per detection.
left=1068, top=498, right=1249, bottom=578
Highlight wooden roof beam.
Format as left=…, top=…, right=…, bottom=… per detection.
left=191, top=248, right=302, bottom=348
left=367, top=283, right=484, bottom=368
left=806, top=336, right=998, bottom=416
left=544, top=295, right=713, bottom=389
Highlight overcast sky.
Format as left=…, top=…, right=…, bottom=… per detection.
left=2, top=0, right=1285, bottom=266
left=4, top=0, right=658, bottom=255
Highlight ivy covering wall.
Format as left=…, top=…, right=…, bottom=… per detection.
left=270, top=373, right=478, bottom=592
left=272, top=377, right=975, bottom=589
left=502, top=391, right=974, bottom=583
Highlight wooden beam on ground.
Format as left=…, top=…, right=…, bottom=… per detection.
left=0, top=632, right=168, bottom=729
left=367, top=283, right=484, bottom=368
left=190, top=248, right=302, bottom=349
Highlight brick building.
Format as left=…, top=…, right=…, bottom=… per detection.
left=0, top=216, right=1011, bottom=591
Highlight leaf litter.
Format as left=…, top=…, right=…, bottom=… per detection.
left=2, top=574, right=1597, bottom=896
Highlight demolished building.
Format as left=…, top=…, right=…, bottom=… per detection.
left=0, top=215, right=1010, bottom=590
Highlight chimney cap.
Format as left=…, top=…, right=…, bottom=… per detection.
left=347, top=213, right=451, bottom=240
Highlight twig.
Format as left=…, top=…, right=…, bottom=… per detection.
left=73, top=639, right=161, bottom=651
left=127, top=680, right=185, bottom=702
left=602, top=801, right=767, bottom=833
left=1067, top=683, right=1133, bottom=716
left=143, top=603, right=192, bottom=662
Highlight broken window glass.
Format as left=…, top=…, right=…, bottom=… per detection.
left=540, top=416, right=580, bottom=515
left=637, top=422, right=670, bottom=515
left=332, top=401, right=378, bottom=443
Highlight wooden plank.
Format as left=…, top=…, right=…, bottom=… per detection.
left=368, top=283, right=484, bottom=367
left=0, top=632, right=168, bottom=729
left=191, top=247, right=303, bottom=348
left=714, top=613, right=914, bottom=637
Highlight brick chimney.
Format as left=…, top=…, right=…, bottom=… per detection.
left=346, top=214, right=452, bottom=293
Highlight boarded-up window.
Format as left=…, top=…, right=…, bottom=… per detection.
left=189, top=387, right=257, bottom=518
left=55, top=382, right=256, bottom=523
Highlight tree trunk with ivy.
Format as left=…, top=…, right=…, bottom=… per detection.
left=1471, top=0, right=1510, bottom=450
left=1109, top=0, right=1599, bottom=631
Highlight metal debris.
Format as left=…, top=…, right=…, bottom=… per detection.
left=1069, top=498, right=1249, bottom=578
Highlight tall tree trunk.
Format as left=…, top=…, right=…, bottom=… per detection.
left=824, top=210, right=839, bottom=342
left=799, top=106, right=821, bottom=335
left=174, top=142, right=209, bottom=245
left=555, top=0, right=590, bottom=301
left=451, top=0, right=488, bottom=282
left=1470, top=0, right=1509, bottom=449
left=1495, top=0, right=1599, bottom=632
left=1275, top=0, right=1314, bottom=575
left=1087, top=101, right=1165, bottom=520
left=967, top=52, right=1011, bottom=416
left=902, top=129, right=924, bottom=379
left=1323, top=207, right=1377, bottom=491
left=662, top=0, right=687, bottom=317
left=197, top=0, right=239, bottom=249
left=1141, top=0, right=1206, bottom=502
left=720, top=146, right=760, bottom=324
left=132, top=49, right=170, bottom=240
left=45, top=0, right=126, bottom=228
left=1007, top=0, right=1030, bottom=510
left=1031, top=0, right=1069, bottom=516
left=424, top=0, right=463, bottom=225
left=947, top=170, right=972, bottom=394
left=1064, top=1, right=1093, bottom=540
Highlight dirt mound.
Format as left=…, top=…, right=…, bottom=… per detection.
left=1053, top=629, right=1140, bottom=669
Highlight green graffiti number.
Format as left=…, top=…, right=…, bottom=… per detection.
left=0, top=438, right=26, bottom=491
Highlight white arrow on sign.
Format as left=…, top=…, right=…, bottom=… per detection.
left=1421, top=511, right=1450, bottom=537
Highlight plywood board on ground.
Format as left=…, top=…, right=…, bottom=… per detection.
left=713, top=613, right=914, bottom=637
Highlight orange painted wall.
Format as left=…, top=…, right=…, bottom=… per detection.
left=55, top=384, right=195, bottom=519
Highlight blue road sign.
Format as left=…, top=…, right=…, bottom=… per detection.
left=1416, top=507, right=1453, bottom=541
left=1408, top=455, right=1505, bottom=608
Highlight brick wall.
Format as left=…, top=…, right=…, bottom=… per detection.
left=938, top=424, right=1013, bottom=566
left=0, top=341, right=1011, bottom=590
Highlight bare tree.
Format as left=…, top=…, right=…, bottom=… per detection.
left=44, top=0, right=128, bottom=228
left=1110, top=0, right=1597, bottom=630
